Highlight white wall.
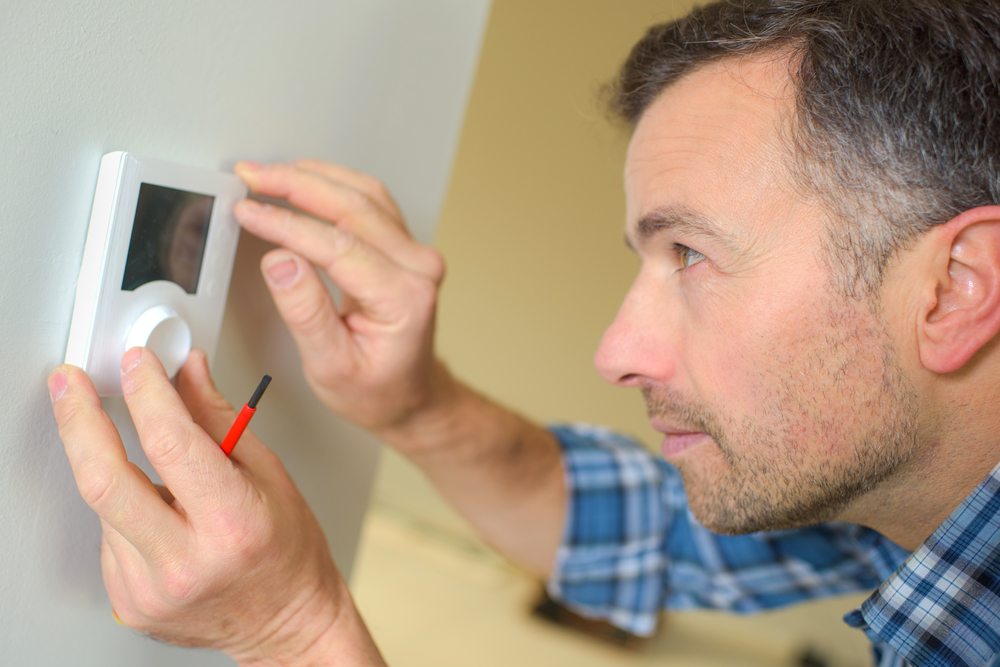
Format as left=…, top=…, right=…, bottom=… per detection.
left=0, top=1, right=489, bottom=664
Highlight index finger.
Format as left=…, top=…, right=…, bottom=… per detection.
left=119, top=347, right=247, bottom=519
left=233, top=162, right=436, bottom=276
left=292, top=159, right=404, bottom=221
left=49, top=364, right=185, bottom=561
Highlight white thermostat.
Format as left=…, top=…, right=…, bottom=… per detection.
left=65, top=151, right=247, bottom=395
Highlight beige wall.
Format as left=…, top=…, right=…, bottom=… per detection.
left=435, top=0, right=695, bottom=436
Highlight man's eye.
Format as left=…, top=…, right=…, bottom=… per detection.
left=674, top=243, right=705, bottom=269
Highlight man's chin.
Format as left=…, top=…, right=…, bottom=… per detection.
left=686, top=504, right=766, bottom=535
left=681, top=475, right=820, bottom=535
left=685, top=489, right=841, bottom=535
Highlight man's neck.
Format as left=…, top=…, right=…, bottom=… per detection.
left=842, top=436, right=1000, bottom=550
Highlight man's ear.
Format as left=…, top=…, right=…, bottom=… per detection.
left=919, top=205, right=1000, bottom=374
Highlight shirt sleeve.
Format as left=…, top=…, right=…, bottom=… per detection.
left=545, top=423, right=911, bottom=637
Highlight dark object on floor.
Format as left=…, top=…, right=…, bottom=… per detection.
left=796, top=648, right=830, bottom=667
left=531, top=587, right=651, bottom=649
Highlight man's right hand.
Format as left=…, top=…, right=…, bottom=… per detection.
left=233, top=161, right=452, bottom=448
left=234, top=160, right=567, bottom=577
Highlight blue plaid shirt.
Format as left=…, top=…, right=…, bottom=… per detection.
left=546, top=424, right=1000, bottom=667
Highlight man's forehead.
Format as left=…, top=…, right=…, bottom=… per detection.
left=623, top=54, right=798, bottom=226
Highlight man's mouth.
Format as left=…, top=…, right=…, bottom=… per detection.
left=650, top=418, right=710, bottom=458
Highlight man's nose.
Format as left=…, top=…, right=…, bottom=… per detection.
left=594, top=277, right=677, bottom=388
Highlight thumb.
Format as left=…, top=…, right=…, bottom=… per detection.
left=260, top=249, right=353, bottom=377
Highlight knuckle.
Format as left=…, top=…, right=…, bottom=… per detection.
left=55, top=393, right=89, bottom=431
left=273, top=205, right=299, bottom=234
left=141, top=418, right=191, bottom=467
left=353, top=169, right=377, bottom=186
left=342, top=188, right=374, bottom=217
left=363, top=176, right=392, bottom=203
left=130, top=569, right=197, bottom=620
left=211, top=507, right=271, bottom=563
left=292, top=157, right=322, bottom=170
left=326, top=225, right=358, bottom=258
left=270, top=162, right=296, bottom=184
left=78, top=464, right=117, bottom=510
left=191, top=399, right=236, bottom=434
left=131, top=582, right=173, bottom=620
left=159, top=564, right=200, bottom=605
left=212, top=396, right=237, bottom=417
left=417, top=247, right=446, bottom=284
left=282, top=291, right=335, bottom=339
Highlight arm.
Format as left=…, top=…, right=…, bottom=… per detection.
left=384, top=374, right=566, bottom=578
left=232, top=161, right=566, bottom=577
left=49, top=349, right=386, bottom=666
left=548, top=425, right=911, bottom=636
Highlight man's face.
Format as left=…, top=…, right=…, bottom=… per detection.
left=595, top=56, right=921, bottom=534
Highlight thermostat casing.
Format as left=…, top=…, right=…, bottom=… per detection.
left=65, top=152, right=246, bottom=395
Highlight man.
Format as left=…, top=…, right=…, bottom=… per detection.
left=47, top=1, right=1000, bottom=665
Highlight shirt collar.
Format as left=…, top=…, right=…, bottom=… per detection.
left=845, top=460, right=1000, bottom=666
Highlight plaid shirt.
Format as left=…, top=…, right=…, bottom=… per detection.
left=546, top=424, right=1000, bottom=667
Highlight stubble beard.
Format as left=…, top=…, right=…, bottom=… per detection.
left=645, top=307, right=921, bottom=535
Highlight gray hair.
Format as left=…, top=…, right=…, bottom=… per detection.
left=612, top=0, right=1000, bottom=296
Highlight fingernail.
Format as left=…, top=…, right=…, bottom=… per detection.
left=122, top=348, right=143, bottom=375
left=265, top=257, right=300, bottom=288
left=48, top=371, right=68, bottom=402
left=236, top=160, right=262, bottom=172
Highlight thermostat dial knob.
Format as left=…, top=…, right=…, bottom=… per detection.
left=125, top=305, right=192, bottom=378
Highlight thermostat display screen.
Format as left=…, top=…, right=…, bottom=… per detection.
left=122, top=183, right=215, bottom=294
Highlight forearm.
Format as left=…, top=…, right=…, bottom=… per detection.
left=377, top=364, right=567, bottom=578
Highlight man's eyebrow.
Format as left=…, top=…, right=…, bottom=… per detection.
left=625, top=205, right=734, bottom=252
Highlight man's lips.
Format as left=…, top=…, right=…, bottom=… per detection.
left=650, top=419, right=709, bottom=457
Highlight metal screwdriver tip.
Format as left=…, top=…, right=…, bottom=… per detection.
left=248, top=374, right=272, bottom=409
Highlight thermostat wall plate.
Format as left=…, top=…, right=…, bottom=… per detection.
left=65, top=152, right=247, bottom=395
